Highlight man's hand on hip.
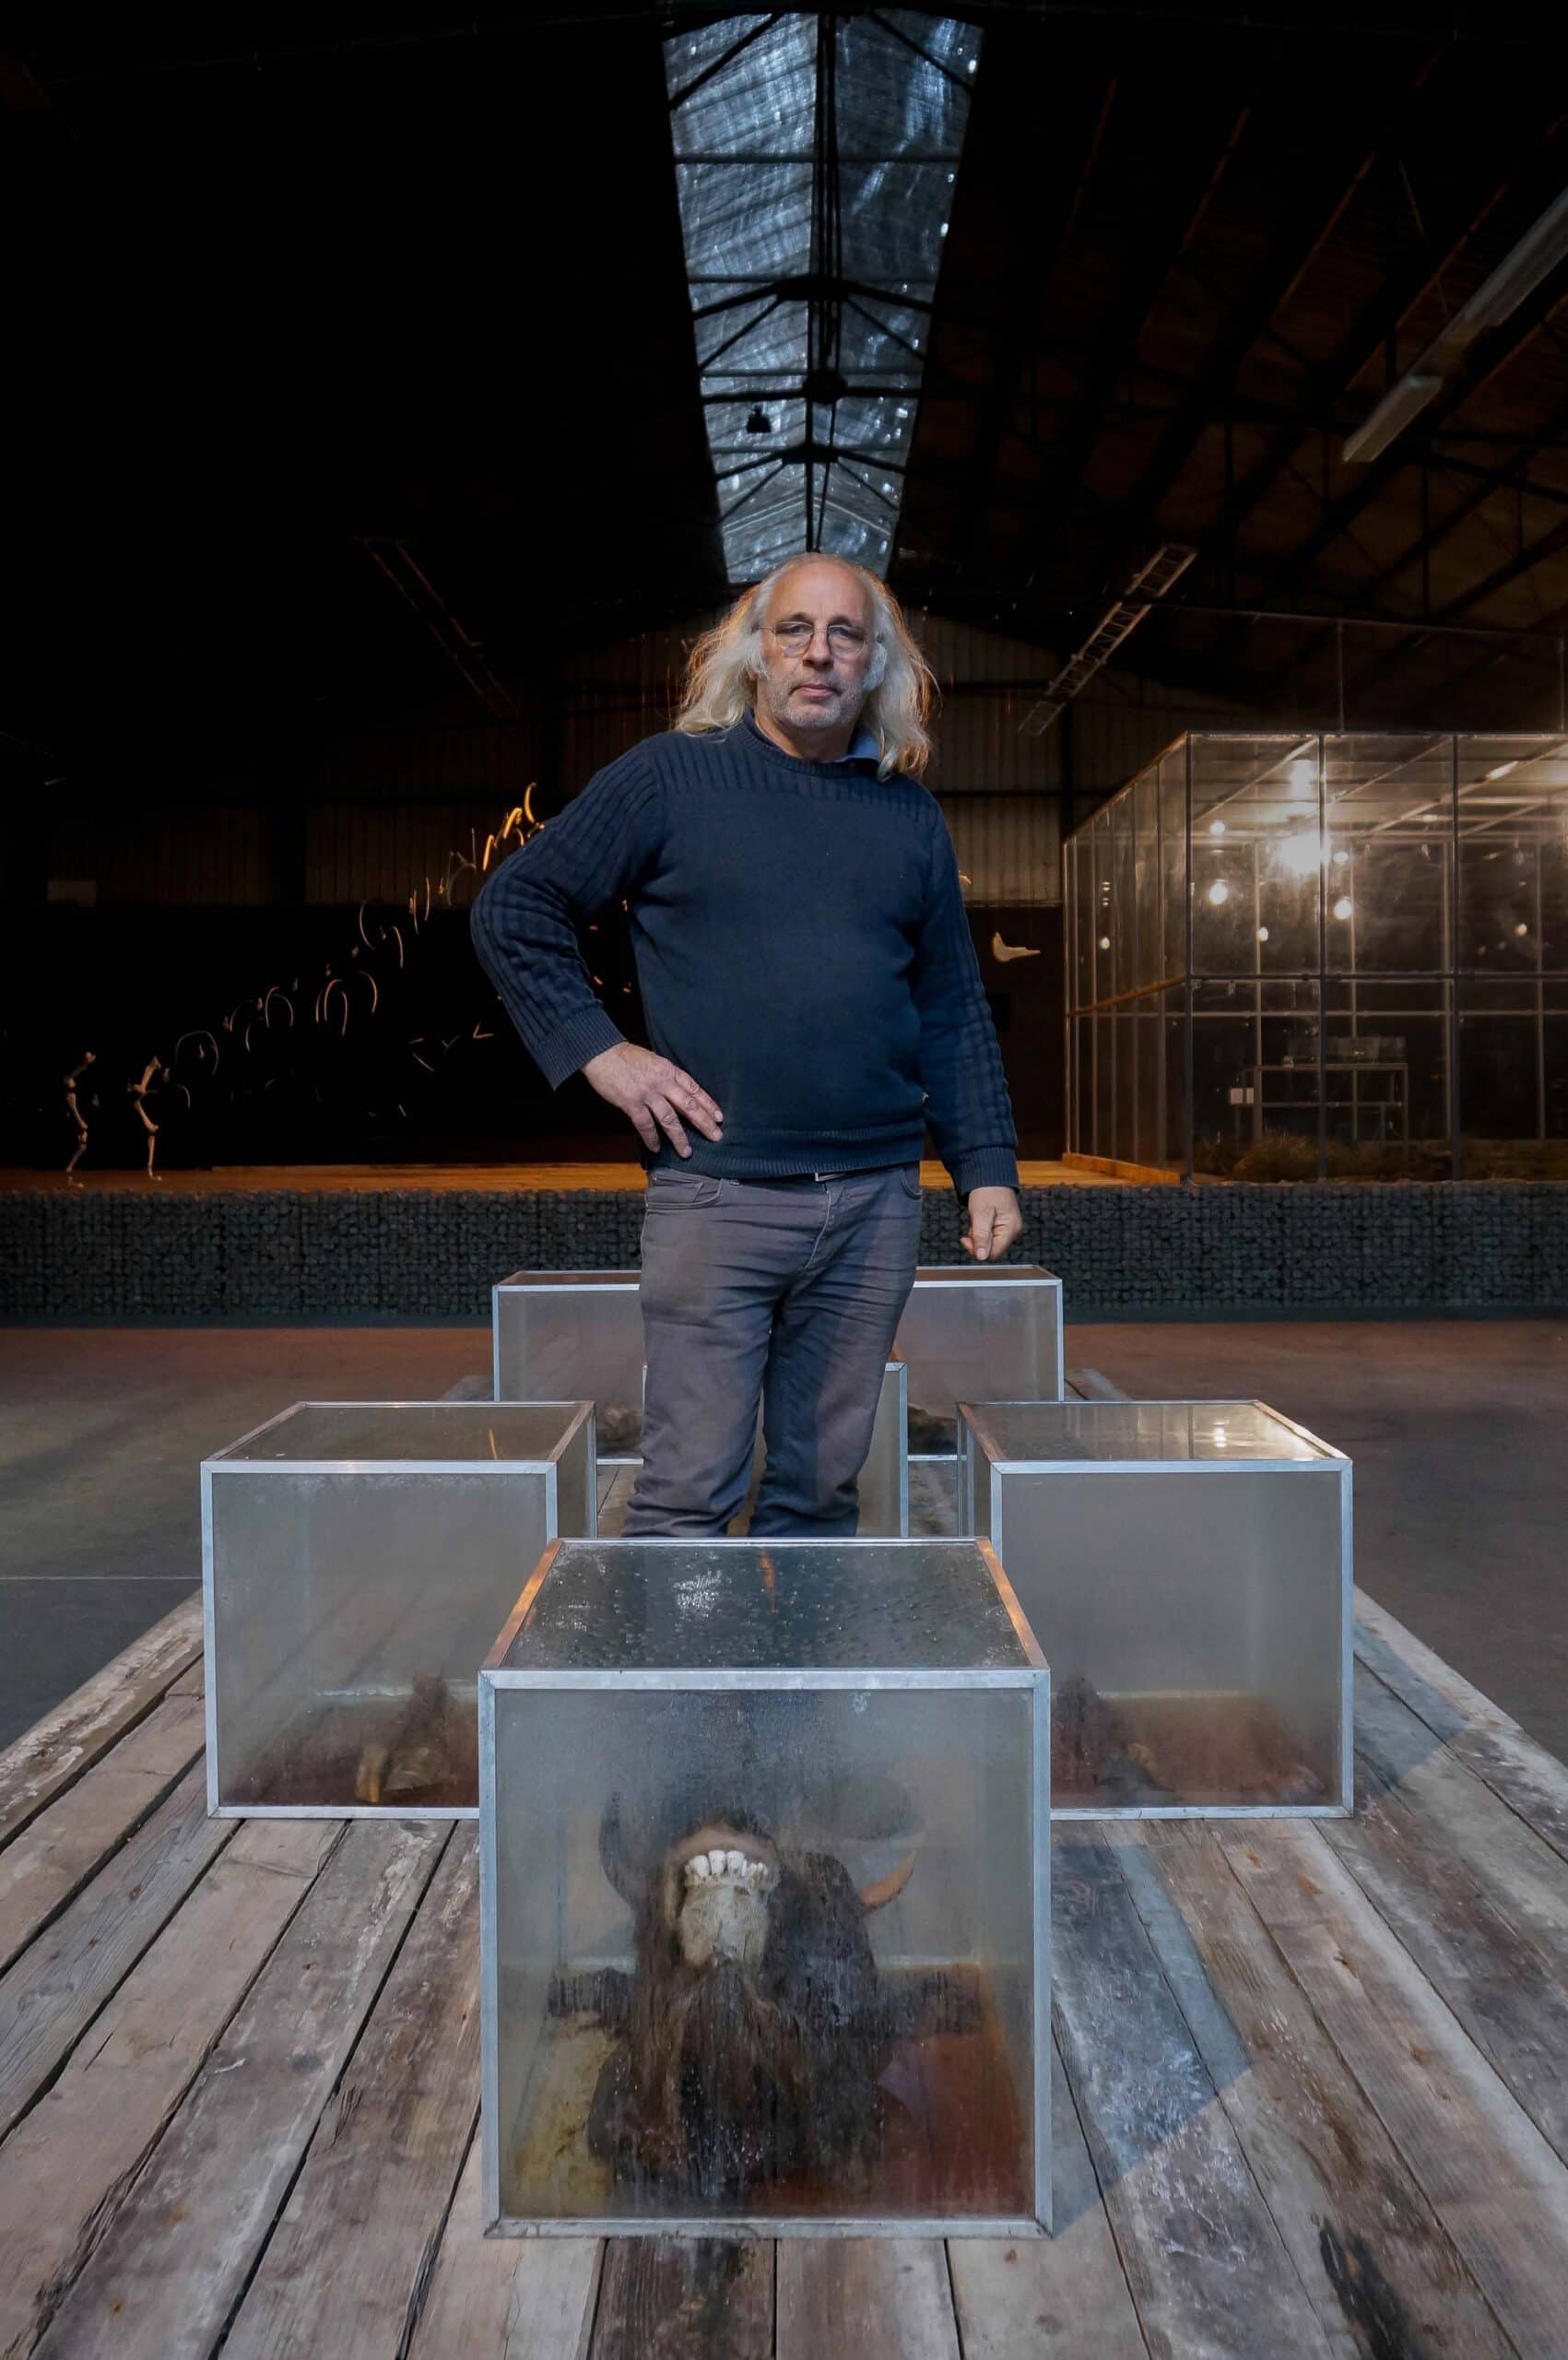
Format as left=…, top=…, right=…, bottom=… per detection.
left=961, top=1186, right=1022, bottom=1263
left=581, top=1043, right=724, bottom=1158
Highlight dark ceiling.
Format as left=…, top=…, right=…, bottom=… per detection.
left=6, top=1, right=1567, bottom=781
left=899, top=5, right=1568, bottom=729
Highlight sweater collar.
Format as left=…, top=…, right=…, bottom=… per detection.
left=738, top=708, right=883, bottom=776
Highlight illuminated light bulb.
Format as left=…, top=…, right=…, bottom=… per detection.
left=1207, top=879, right=1231, bottom=906
left=1208, top=820, right=1227, bottom=837
left=1332, top=848, right=1350, bottom=867
left=1279, top=829, right=1322, bottom=879
left=1098, top=935, right=1111, bottom=950
left=1332, top=895, right=1354, bottom=922
left=1488, top=760, right=1519, bottom=782
left=1516, top=922, right=1529, bottom=938
left=1256, top=926, right=1270, bottom=942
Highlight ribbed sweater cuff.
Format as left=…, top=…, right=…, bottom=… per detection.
left=950, top=1147, right=1021, bottom=1198
left=534, top=1005, right=629, bottom=1090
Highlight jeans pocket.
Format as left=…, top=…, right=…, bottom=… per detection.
left=646, top=1173, right=725, bottom=1210
left=896, top=1166, right=923, bottom=1199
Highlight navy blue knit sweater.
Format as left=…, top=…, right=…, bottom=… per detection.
left=469, top=712, right=1020, bottom=1196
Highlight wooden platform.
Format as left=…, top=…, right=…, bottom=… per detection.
left=4, top=1403, right=1568, bottom=2355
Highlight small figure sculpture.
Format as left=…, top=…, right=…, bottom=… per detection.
left=127, top=1056, right=162, bottom=1178
left=64, top=1050, right=96, bottom=1176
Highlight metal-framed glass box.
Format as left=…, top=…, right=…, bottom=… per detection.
left=894, top=1268, right=1065, bottom=1456
left=494, top=1271, right=908, bottom=1531
left=480, top=1536, right=1051, bottom=2237
left=958, top=1399, right=1350, bottom=1817
left=203, top=1401, right=596, bottom=1819
left=1064, top=732, right=1568, bottom=1181
left=494, top=1271, right=644, bottom=1459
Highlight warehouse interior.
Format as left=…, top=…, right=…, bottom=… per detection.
left=3, top=6, right=1565, bottom=1744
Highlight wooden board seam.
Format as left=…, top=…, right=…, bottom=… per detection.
left=196, top=1824, right=458, bottom=2357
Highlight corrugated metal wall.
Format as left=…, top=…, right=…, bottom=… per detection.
left=47, top=802, right=273, bottom=906
left=937, top=792, right=1060, bottom=908
left=56, top=614, right=1253, bottom=908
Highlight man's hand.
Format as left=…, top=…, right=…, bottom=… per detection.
left=581, top=1043, right=724, bottom=1158
left=961, top=1186, right=1022, bottom=1264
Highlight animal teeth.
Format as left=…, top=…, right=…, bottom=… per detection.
left=705, top=1849, right=725, bottom=1875
left=685, top=1856, right=709, bottom=1882
left=725, top=1849, right=746, bottom=1876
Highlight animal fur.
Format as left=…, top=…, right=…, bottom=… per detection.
left=559, top=1794, right=961, bottom=2204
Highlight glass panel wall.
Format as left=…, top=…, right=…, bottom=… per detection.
left=1065, top=732, right=1568, bottom=1179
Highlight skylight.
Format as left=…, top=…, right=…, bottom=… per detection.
left=664, top=12, right=978, bottom=584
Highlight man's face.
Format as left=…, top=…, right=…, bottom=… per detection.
left=753, top=560, right=878, bottom=745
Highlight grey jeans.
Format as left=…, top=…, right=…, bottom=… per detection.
left=624, top=1164, right=923, bottom=1539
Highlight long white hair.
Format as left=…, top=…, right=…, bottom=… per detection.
left=673, top=558, right=937, bottom=778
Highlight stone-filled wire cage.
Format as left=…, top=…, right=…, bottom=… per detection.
left=1064, top=732, right=1568, bottom=1182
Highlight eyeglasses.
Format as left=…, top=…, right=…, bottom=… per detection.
left=765, top=621, right=869, bottom=655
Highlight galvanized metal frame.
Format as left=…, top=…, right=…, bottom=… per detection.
left=883, top=1352, right=911, bottom=1536
left=202, top=1398, right=596, bottom=1821
left=479, top=1533, right=1051, bottom=2239
left=957, top=1397, right=1352, bottom=1820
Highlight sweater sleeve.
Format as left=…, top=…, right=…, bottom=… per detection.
left=469, top=749, right=666, bottom=1090
left=909, top=812, right=1020, bottom=1198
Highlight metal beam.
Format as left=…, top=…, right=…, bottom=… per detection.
left=1018, top=544, right=1197, bottom=735
left=1104, top=54, right=1436, bottom=559
left=949, top=54, right=1118, bottom=580
left=1337, top=505, right=1568, bottom=710
left=1201, top=111, right=1568, bottom=592
left=1013, top=72, right=1256, bottom=597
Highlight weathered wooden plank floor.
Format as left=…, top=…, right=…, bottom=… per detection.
left=5, top=1391, right=1568, bottom=2358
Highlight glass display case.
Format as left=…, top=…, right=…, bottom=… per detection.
left=480, top=1536, right=1050, bottom=2236
left=494, top=1271, right=645, bottom=1459
left=1064, top=732, right=1568, bottom=1180
left=958, top=1399, right=1350, bottom=1816
left=203, top=1401, right=596, bottom=1818
left=894, top=1268, right=1064, bottom=1457
left=496, top=1273, right=907, bottom=1531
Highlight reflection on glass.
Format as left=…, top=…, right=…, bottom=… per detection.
left=960, top=1400, right=1331, bottom=1463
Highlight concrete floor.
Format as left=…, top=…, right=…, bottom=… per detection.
left=1, top=1318, right=1564, bottom=1764
left=1074, top=1316, right=1568, bottom=1767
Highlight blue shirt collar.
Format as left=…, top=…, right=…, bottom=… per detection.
left=740, top=709, right=878, bottom=767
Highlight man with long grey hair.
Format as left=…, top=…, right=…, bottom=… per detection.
left=472, top=553, right=1021, bottom=1539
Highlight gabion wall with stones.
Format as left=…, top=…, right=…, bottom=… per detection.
left=3, top=1184, right=1564, bottom=1320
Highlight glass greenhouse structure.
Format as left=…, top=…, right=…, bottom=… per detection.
left=1064, top=733, right=1568, bottom=1181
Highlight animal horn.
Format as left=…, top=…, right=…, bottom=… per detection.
left=858, top=1853, right=915, bottom=1912
left=598, top=1794, right=644, bottom=1906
